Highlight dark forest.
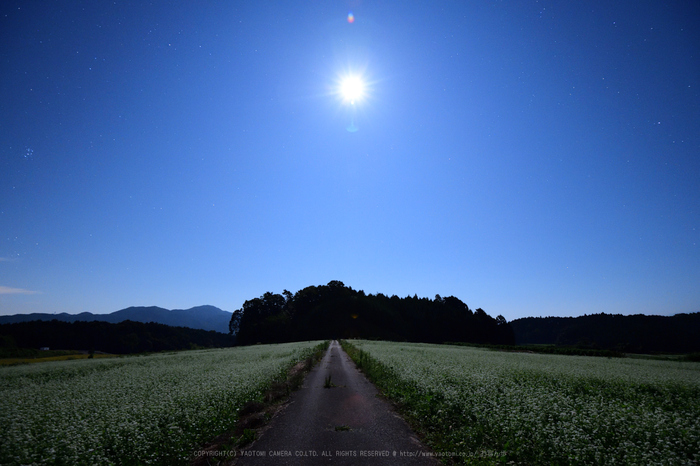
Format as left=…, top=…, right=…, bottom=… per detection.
left=0, top=320, right=234, bottom=355
left=510, top=312, right=700, bottom=354
left=229, top=281, right=515, bottom=346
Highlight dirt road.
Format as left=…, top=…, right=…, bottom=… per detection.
left=236, top=341, right=438, bottom=465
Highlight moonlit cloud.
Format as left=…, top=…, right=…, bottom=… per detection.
left=0, top=286, right=41, bottom=295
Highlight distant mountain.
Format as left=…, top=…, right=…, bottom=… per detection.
left=0, top=305, right=232, bottom=333
left=510, top=312, right=700, bottom=354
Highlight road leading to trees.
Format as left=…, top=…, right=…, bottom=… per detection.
left=235, top=341, right=438, bottom=465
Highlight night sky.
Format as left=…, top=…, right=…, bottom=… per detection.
left=1, top=1, right=698, bottom=321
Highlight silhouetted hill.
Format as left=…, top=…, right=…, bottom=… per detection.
left=510, top=312, right=700, bottom=354
left=0, top=320, right=234, bottom=354
left=0, top=305, right=232, bottom=333
left=230, top=281, right=515, bottom=346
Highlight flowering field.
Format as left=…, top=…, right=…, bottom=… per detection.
left=0, top=341, right=325, bottom=466
left=343, top=340, right=700, bottom=465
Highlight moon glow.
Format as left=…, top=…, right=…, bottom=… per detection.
left=339, top=76, right=366, bottom=105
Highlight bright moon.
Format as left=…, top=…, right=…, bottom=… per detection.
left=340, top=76, right=365, bottom=104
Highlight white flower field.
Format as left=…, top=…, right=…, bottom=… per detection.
left=0, top=341, right=324, bottom=466
left=4, top=338, right=698, bottom=465
left=346, top=340, right=700, bottom=465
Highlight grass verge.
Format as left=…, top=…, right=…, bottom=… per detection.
left=0, top=352, right=117, bottom=365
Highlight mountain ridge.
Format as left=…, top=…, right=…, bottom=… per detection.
left=0, top=305, right=232, bottom=334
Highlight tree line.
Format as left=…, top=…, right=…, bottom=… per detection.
left=0, top=320, right=234, bottom=355
left=229, top=281, right=514, bottom=346
left=510, top=312, right=700, bottom=354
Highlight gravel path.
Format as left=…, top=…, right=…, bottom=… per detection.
left=236, top=341, right=438, bottom=465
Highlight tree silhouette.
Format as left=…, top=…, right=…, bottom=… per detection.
left=230, top=281, right=515, bottom=346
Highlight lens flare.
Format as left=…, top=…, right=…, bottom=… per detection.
left=347, top=12, right=355, bottom=23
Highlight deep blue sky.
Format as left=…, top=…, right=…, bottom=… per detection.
left=1, top=1, right=698, bottom=321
